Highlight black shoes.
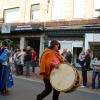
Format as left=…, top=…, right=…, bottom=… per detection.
left=0, top=88, right=9, bottom=96
left=36, top=95, right=42, bottom=100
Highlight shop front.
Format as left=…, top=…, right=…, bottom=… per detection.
left=44, top=25, right=100, bottom=66
left=0, top=23, right=44, bottom=58
left=44, top=28, right=85, bottom=65
left=85, top=33, right=100, bottom=56
left=0, top=21, right=100, bottom=63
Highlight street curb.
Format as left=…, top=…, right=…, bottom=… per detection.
left=13, top=75, right=100, bottom=95
left=13, top=75, right=43, bottom=83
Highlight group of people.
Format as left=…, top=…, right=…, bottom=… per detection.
left=38, top=39, right=100, bottom=100
left=78, top=49, right=100, bottom=90
left=0, top=39, right=75, bottom=99
left=0, top=39, right=65, bottom=98
left=1, top=38, right=100, bottom=99
left=0, top=39, right=37, bottom=95
left=78, top=49, right=91, bottom=87
left=11, top=46, right=37, bottom=76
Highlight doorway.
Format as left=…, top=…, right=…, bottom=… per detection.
left=73, top=47, right=82, bottom=66
left=26, top=38, right=40, bottom=58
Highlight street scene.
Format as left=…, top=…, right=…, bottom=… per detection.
left=0, top=0, right=100, bottom=100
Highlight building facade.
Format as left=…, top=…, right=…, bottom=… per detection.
left=0, top=0, right=100, bottom=65
left=0, top=0, right=100, bottom=22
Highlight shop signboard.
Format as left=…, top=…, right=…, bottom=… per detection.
left=11, top=24, right=44, bottom=31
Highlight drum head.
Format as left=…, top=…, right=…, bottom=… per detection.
left=50, top=63, right=77, bottom=92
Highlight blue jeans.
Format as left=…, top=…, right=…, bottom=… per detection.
left=92, top=71, right=100, bottom=89
left=25, top=61, right=32, bottom=76
left=14, top=61, right=18, bottom=75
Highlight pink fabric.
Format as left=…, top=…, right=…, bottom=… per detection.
left=51, top=57, right=60, bottom=67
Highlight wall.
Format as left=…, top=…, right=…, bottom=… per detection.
left=0, top=0, right=96, bottom=22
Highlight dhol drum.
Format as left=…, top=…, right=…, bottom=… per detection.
left=50, top=63, right=81, bottom=92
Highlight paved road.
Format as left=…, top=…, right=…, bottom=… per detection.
left=0, top=76, right=100, bottom=100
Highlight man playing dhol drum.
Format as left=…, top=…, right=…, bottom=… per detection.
left=37, top=39, right=64, bottom=100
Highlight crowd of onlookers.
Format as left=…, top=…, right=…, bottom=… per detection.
left=9, top=46, right=100, bottom=90
left=1, top=38, right=100, bottom=96
left=9, top=46, right=38, bottom=77
left=78, top=49, right=100, bottom=90
left=0, top=40, right=39, bottom=95
left=0, top=39, right=39, bottom=95
left=61, top=48, right=100, bottom=91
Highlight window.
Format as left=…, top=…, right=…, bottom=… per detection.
left=73, top=0, right=84, bottom=18
left=94, top=0, right=100, bottom=18
left=52, top=0, right=66, bottom=20
left=31, top=4, right=40, bottom=21
left=4, top=7, right=20, bottom=23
